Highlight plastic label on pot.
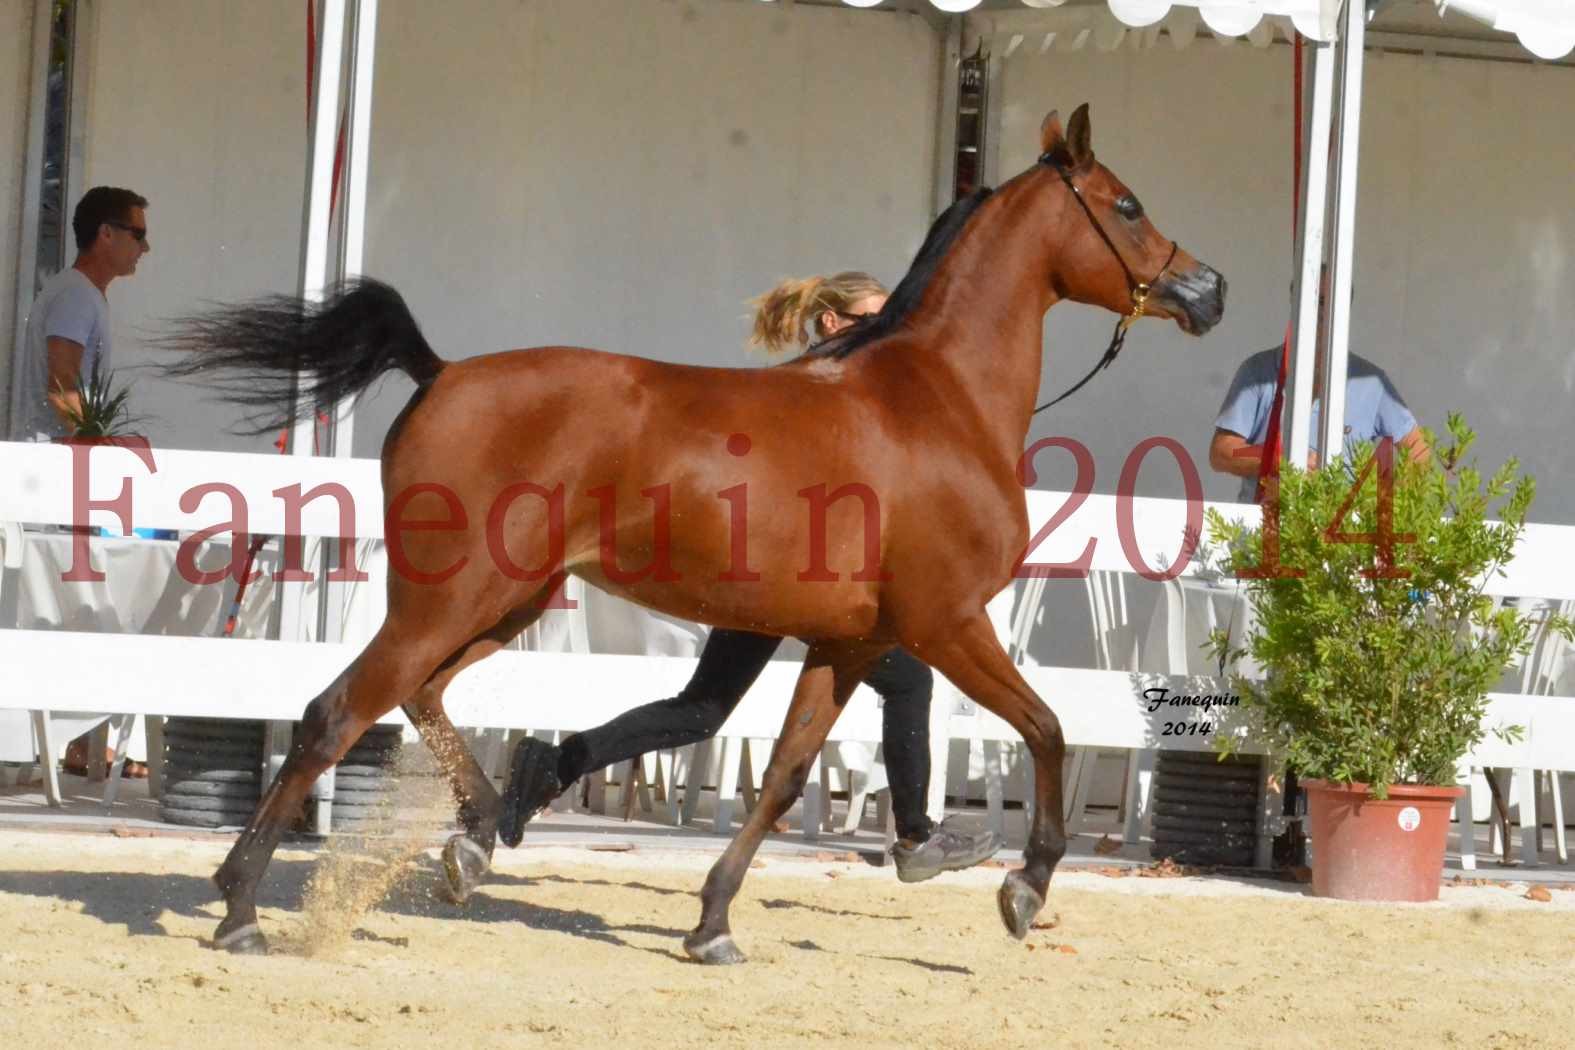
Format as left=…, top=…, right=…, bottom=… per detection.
left=1397, top=806, right=1422, bottom=832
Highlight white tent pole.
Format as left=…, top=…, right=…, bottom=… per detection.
left=290, top=0, right=347, bottom=459
left=279, top=0, right=347, bottom=655
left=1286, top=38, right=1337, bottom=472
left=1321, top=0, right=1369, bottom=459
left=287, top=1, right=350, bottom=826
left=332, top=0, right=379, bottom=460
left=312, top=0, right=377, bottom=650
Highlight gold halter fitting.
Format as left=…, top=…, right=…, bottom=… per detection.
left=1120, top=281, right=1153, bottom=332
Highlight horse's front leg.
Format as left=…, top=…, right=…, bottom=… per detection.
left=917, top=614, right=1068, bottom=938
left=684, top=641, right=884, bottom=965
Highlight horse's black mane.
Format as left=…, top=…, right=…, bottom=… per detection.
left=807, top=187, right=995, bottom=361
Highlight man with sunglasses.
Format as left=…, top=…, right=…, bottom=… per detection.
left=16, top=186, right=150, bottom=441
left=16, top=186, right=152, bottom=780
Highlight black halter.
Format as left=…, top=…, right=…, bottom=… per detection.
left=1031, top=152, right=1179, bottom=415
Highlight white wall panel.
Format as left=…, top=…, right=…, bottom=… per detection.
left=353, top=0, right=940, bottom=456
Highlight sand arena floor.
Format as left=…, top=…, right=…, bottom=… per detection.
left=2, top=827, right=1575, bottom=1050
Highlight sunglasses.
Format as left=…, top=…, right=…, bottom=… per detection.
left=107, top=221, right=147, bottom=244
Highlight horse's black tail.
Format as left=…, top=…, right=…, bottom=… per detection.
left=160, top=277, right=443, bottom=436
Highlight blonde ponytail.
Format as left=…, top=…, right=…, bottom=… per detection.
left=748, top=270, right=889, bottom=355
left=749, top=277, right=827, bottom=355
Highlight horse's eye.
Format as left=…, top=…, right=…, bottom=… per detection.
left=1116, top=196, right=1144, bottom=221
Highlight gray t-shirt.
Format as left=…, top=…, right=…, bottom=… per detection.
left=1214, top=347, right=1418, bottom=503
left=16, top=267, right=112, bottom=440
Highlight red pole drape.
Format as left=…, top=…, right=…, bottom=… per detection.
left=1254, top=36, right=1304, bottom=505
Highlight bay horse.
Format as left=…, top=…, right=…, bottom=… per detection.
left=168, top=104, right=1224, bottom=962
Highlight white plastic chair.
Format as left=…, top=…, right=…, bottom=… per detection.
left=1525, top=599, right=1573, bottom=863
left=0, top=522, right=23, bottom=595
left=1460, top=598, right=1573, bottom=869
left=1072, top=571, right=1139, bottom=833
left=9, top=709, right=137, bottom=808
left=714, top=736, right=773, bottom=833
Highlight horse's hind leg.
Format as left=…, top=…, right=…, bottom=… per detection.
left=406, top=677, right=499, bottom=905
left=406, top=589, right=564, bottom=904
left=684, top=641, right=884, bottom=965
left=209, top=624, right=447, bottom=953
left=917, top=614, right=1067, bottom=939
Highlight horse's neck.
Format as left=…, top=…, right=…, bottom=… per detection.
left=900, top=174, right=1063, bottom=464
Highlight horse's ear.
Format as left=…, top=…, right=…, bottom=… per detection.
left=1040, top=109, right=1066, bottom=156
left=1067, top=103, right=1094, bottom=168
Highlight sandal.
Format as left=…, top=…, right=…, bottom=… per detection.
left=62, top=742, right=149, bottom=779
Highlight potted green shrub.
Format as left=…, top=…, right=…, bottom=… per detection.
left=52, top=360, right=138, bottom=440
left=1207, top=414, right=1570, bottom=901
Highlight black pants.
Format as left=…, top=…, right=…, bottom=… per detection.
left=556, top=629, right=936, bottom=842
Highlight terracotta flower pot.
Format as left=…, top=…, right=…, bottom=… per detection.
left=1303, top=779, right=1465, bottom=902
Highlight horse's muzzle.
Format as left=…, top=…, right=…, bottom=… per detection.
left=1157, top=263, right=1226, bottom=336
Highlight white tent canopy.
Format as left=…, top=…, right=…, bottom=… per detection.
left=1102, top=0, right=1339, bottom=41
left=958, top=0, right=1575, bottom=58
left=1398, top=1, right=1573, bottom=59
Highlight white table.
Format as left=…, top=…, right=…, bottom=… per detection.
left=0, top=531, right=279, bottom=775
left=4, top=531, right=277, bottom=637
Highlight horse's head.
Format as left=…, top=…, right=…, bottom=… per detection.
left=1038, top=104, right=1225, bottom=336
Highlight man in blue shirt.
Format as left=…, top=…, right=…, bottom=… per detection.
left=1210, top=274, right=1427, bottom=501
left=1210, top=347, right=1427, bottom=502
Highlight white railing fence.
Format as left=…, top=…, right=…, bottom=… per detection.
left=3, top=440, right=1572, bottom=867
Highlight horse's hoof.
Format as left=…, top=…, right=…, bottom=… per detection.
left=683, top=931, right=747, bottom=965
left=213, top=922, right=268, bottom=955
left=441, top=834, right=491, bottom=905
left=996, top=870, right=1046, bottom=941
